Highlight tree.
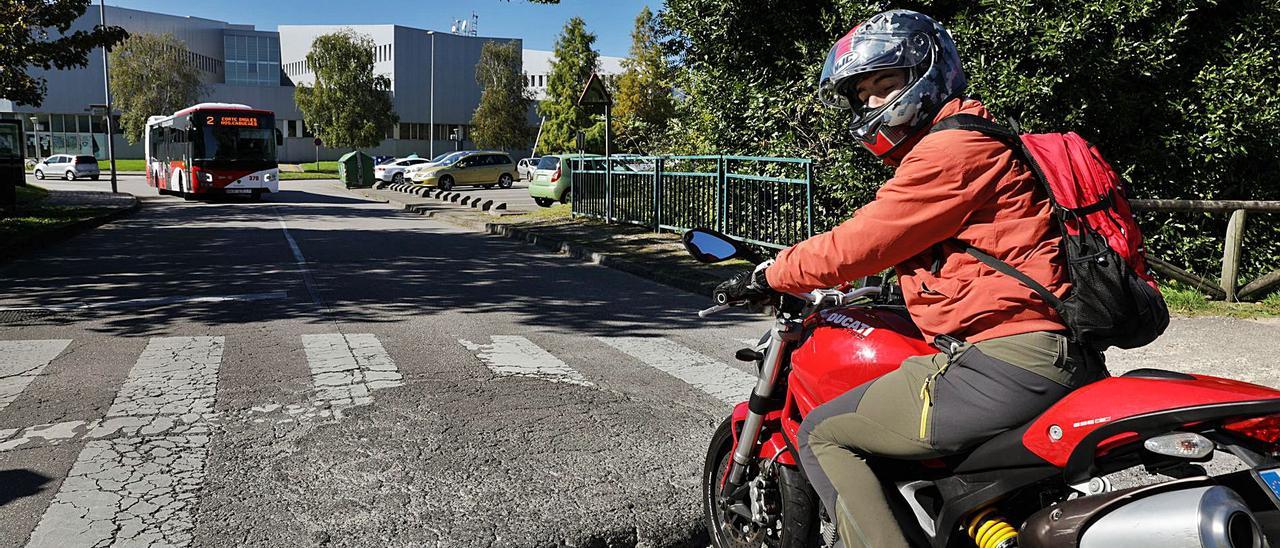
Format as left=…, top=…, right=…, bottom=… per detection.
left=612, top=7, right=675, bottom=153
left=536, top=17, right=601, bottom=155
left=109, top=33, right=204, bottom=144
left=0, top=0, right=128, bottom=107
left=470, top=41, right=532, bottom=150
left=294, top=30, right=397, bottom=149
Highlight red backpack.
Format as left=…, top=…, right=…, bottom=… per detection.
left=931, top=114, right=1169, bottom=351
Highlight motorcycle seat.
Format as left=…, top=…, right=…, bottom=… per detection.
left=951, top=423, right=1052, bottom=473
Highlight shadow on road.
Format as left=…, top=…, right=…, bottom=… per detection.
left=0, top=188, right=752, bottom=337
left=0, top=469, right=52, bottom=507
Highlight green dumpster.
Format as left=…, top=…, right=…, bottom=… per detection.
left=338, top=150, right=375, bottom=188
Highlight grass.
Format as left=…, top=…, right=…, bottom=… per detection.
left=280, top=171, right=339, bottom=180
left=1161, top=280, right=1280, bottom=318
left=1, top=185, right=116, bottom=253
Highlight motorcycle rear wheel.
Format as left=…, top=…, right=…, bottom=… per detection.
left=703, top=416, right=820, bottom=548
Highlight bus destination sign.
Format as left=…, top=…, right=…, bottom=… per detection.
left=208, top=115, right=260, bottom=128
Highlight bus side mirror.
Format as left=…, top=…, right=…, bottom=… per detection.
left=275, top=129, right=284, bottom=146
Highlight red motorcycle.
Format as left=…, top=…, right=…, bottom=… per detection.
left=684, top=227, right=1280, bottom=548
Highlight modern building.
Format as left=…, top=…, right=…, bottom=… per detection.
left=279, top=25, right=519, bottom=160
left=1, top=5, right=628, bottom=163
left=522, top=50, right=627, bottom=101
left=0, top=6, right=300, bottom=162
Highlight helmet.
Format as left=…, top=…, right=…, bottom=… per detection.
left=817, top=10, right=967, bottom=158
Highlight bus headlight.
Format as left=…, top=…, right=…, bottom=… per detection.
left=264, top=173, right=275, bottom=182
left=201, top=172, right=213, bottom=183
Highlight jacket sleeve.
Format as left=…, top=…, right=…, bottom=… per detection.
left=765, top=133, right=1002, bottom=293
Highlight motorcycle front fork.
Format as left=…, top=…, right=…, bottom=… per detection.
left=725, top=316, right=803, bottom=489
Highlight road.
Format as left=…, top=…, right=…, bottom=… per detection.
left=0, top=175, right=770, bottom=547
left=3, top=175, right=1279, bottom=547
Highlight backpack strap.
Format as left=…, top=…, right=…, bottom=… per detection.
left=963, top=245, right=1065, bottom=310
left=929, top=114, right=1019, bottom=141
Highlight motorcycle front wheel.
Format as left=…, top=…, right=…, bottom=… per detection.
left=703, top=416, right=820, bottom=548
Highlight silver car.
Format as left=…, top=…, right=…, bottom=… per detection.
left=517, top=157, right=540, bottom=181
left=33, top=154, right=100, bottom=181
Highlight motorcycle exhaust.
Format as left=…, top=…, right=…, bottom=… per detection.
left=1022, top=482, right=1266, bottom=548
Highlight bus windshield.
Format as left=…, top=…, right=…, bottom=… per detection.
left=195, top=113, right=275, bottom=162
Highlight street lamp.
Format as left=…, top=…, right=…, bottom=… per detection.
left=99, top=0, right=118, bottom=194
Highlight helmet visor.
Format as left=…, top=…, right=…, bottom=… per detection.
left=817, top=31, right=930, bottom=109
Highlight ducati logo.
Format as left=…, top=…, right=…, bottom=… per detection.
left=820, top=311, right=876, bottom=337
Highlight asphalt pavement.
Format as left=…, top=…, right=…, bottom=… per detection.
left=0, top=175, right=770, bottom=547
left=1, top=174, right=1278, bottom=547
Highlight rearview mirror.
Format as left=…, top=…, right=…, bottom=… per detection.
left=682, top=228, right=751, bottom=263
left=275, top=128, right=284, bottom=146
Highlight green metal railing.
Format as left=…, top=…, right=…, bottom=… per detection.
left=570, top=155, right=813, bottom=249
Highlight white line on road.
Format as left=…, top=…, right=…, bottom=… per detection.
left=275, top=210, right=323, bottom=308
left=598, top=337, right=756, bottom=404
left=460, top=336, right=593, bottom=387
left=0, top=291, right=289, bottom=313
left=26, top=336, right=224, bottom=548
left=0, top=340, right=70, bottom=413
left=302, top=333, right=403, bottom=408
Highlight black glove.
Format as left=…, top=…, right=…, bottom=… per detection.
left=714, top=260, right=776, bottom=305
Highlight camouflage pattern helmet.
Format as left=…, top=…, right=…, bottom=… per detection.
left=817, top=10, right=967, bottom=158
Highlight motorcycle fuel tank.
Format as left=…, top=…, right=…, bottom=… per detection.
left=787, top=306, right=935, bottom=412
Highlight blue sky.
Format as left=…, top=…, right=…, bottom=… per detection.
left=108, top=0, right=657, bottom=57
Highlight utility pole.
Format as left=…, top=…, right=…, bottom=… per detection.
left=428, top=31, right=435, bottom=159
left=99, top=0, right=118, bottom=194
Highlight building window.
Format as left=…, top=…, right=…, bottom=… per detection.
left=224, top=33, right=280, bottom=86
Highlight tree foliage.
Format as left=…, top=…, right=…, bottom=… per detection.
left=0, top=0, right=128, bottom=107
left=109, top=33, right=204, bottom=144
left=659, top=0, right=1280, bottom=281
left=294, top=30, right=398, bottom=150
left=612, top=7, right=675, bottom=153
left=536, top=17, right=602, bottom=155
left=471, top=41, right=532, bottom=151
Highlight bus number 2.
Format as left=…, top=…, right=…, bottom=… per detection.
left=206, top=116, right=214, bottom=125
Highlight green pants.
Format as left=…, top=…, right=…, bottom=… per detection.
left=796, top=331, right=1103, bottom=548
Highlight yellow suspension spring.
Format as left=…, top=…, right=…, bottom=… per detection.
left=966, top=507, right=1019, bottom=548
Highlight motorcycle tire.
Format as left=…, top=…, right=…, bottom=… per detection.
left=703, top=416, right=820, bottom=548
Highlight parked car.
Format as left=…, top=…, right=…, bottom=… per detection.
left=528, top=154, right=607, bottom=207
left=374, top=157, right=433, bottom=184
left=33, top=154, right=99, bottom=181
left=517, top=157, right=541, bottom=181
left=408, top=150, right=516, bottom=191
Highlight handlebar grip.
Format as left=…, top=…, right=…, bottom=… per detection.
left=699, top=304, right=731, bottom=318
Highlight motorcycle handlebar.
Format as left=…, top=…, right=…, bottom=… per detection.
left=698, top=286, right=882, bottom=318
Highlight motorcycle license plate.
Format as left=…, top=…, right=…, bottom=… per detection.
left=1254, top=466, right=1280, bottom=506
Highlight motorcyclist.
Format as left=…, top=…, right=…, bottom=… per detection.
left=715, top=10, right=1105, bottom=548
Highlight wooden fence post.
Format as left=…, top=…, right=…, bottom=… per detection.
left=1221, top=209, right=1248, bottom=302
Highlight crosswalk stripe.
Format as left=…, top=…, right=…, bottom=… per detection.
left=25, top=336, right=223, bottom=548
left=0, top=340, right=71, bottom=414
left=302, top=333, right=403, bottom=408
left=598, top=337, right=756, bottom=404
left=460, top=335, right=593, bottom=387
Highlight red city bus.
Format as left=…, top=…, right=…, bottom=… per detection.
left=145, top=103, right=281, bottom=199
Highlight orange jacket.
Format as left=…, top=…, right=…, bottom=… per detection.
left=765, top=98, right=1069, bottom=343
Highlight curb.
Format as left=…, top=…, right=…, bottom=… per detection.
left=0, top=196, right=142, bottom=264
left=372, top=181, right=509, bottom=214
left=481, top=222, right=725, bottom=296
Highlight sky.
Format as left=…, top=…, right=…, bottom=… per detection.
left=107, top=0, right=657, bottom=57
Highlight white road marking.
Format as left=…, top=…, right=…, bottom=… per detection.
left=302, top=333, right=403, bottom=408
left=0, top=291, right=288, bottom=312
left=26, top=336, right=224, bottom=548
left=0, top=340, right=70, bottom=413
left=276, top=211, right=323, bottom=307
left=460, top=336, right=593, bottom=387
left=598, top=337, right=756, bottom=404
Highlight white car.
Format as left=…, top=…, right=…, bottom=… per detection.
left=33, top=154, right=100, bottom=181
left=374, top=157, right=433, bottom=183
left=517, top=157, right=541, bottom=181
